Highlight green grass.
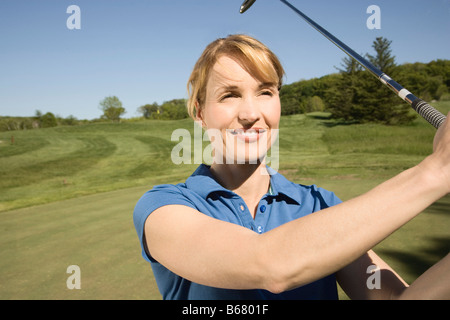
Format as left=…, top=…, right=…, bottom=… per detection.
left=0, top=101, right=449, bottom=299
left=0, top=186, right=159, bottom=299
left=0, top=119, right=199, bottom=212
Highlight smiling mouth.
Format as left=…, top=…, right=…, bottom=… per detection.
left=228, top=128, right=266, bottom=135
left=227, top=128, right=267, bottom=142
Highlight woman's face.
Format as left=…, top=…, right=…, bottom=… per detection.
left=197, top=55, right=281, bottom=164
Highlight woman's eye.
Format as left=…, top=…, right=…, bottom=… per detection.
left=220, top=93, right=238, bottom=101
left=260, top=90, right=274, bottom=97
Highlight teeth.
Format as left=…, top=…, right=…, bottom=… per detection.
left=228, top=129, right=265, bottom=135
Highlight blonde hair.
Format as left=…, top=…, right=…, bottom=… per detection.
left=186, top=34, right=285, bottom=120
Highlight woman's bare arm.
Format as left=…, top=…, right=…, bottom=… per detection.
left=398, top=252, right=450, bottom=300
left=336, top=250, right=408, bottom=300
left=145, top=114, right=450, bottom=294
left=146, top=205, right=265, bottom=289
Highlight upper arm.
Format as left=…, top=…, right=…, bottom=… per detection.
left=336, top=250, right=408, bottom=300
left=144, top=204, right=268, bottom=290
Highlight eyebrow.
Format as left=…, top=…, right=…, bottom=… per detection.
left=215, top=82, right=277, bottom=93
left=258, top=82, right=278, bottom=89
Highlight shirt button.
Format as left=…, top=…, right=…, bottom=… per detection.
left=257, top=226, right=263, bottom=233
left=239, top=204, right=245, bottom=211
left=260, top=205, right=266, bottom=213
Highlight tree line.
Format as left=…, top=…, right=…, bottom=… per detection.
left=0, top=110, right=80, bottom=131
left=280, top=37, right=450, bottom=124
left=137, top=99, right=188, bottom=120
left=2, top=37, right=449, bottom=131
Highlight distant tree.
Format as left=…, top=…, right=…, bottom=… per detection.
left=279, top=85, right=305, bottom=115
left=99, top=96, right=126, bottom=122
left=159, top=99, right=188, bottom=120
left=396, top=60, right=450, bottom=101
left=306, top=96, right=325, bottom=112
left=366, top=37, right=396, bottom=74
left=327, top=37, right=415, bottom=124
left=326, top=72, right=362, bottom=122
left=335, top=55, right=363, bottom=74
left=34, top=110, right=43, bottom=120
left=363, top=37, right=414, bottom=124
left=61, top=115, right=78, bottom=126
left=40, top=112, right=58, bottom=128
left=32, top=110, right=43, bottom=128
left=138, top=103, right=159, bottom=119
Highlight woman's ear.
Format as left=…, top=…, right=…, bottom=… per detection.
left=195, top=101, right=206, bottom=127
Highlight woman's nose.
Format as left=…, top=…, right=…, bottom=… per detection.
left=238, top=97, right=260, bottom=124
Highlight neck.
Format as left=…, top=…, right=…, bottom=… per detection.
left=210, top=162, right=270, bottom=216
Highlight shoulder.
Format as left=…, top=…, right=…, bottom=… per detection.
left=296, top=182, right=340, bottom=200
left=300, top=183, right=342, bottom=208
left=270, top=169, right=342, bottom=209
left=137, top=183, right=191, bottom=205
left=281, top=179, right=342, bottom=209
left=134, top=183, right=195, bottom=213
left=133, top=183, right=196, bottom=234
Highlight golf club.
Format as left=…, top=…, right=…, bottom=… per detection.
left=239, top=0, right=446, bottom=129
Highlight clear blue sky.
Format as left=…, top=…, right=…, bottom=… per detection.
left=1, top=0, right=449, bottom=120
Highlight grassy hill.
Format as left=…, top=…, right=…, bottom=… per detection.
left=0, top=101, right=449, bottom=299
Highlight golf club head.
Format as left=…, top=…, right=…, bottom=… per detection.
left=240, top=0, right=256, bottom=13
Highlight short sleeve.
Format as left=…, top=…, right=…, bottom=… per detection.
left=315, top=186, right=342, bottom=209
left=133, top=184, right=196, bottom=262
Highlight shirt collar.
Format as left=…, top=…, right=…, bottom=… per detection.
left=267, top=167, right=301, bottom=205
left=185, top=164, right=233, bottom=199
left=186, top=164, right=300, bottom=205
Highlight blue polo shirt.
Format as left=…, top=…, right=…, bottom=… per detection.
left=133, top=164, right=342, bottom=300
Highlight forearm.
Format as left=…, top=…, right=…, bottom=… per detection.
left=396, top=252, right=450, bottom=300
left=260, top=157, right=447, bottom=293
left=336, top=250, right=409, bottom=300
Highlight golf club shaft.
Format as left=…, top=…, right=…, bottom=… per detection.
left=280, top=0, right=446, bottom=128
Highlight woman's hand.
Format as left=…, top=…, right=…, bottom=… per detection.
left=431, top=112, right=450, bottom=193
left=433, top=112, right=450, bottom=152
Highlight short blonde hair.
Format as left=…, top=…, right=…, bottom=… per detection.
left=187, top=34, right=285, bottom=120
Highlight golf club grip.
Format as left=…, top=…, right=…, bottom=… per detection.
left=411, top=99, right=446, bottom=129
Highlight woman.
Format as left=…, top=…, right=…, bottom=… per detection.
left=133, top=34, right=450, bottom=300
